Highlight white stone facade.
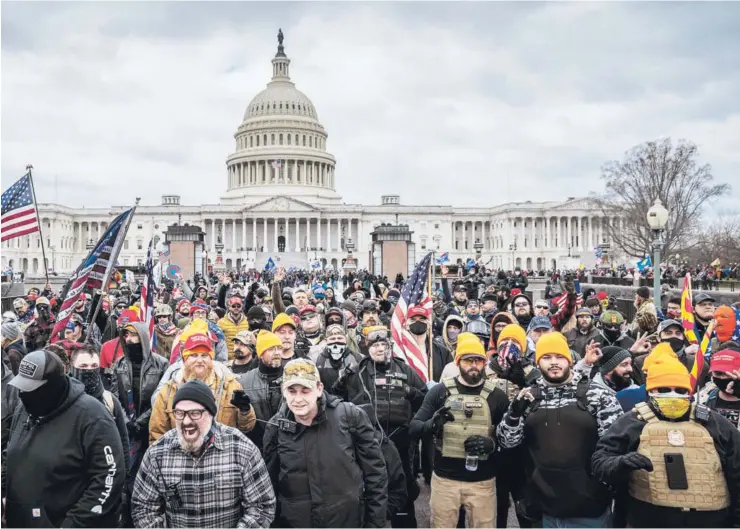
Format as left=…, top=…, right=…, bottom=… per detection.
left=1, top=36, right=627, bottom=276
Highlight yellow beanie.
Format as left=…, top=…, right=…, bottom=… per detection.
left=535, top=332, right=572, bottom=364
left=646, top=357, right=691, bottom=392
left=256, top=330, right=283, bottom=357
left=272, top=312, right=296, bottom=333
left=455, top=332, right=486, bottom=364
left=179, top=318, right=209, bottom=343
left=497, top=324, right=527, bottom=350
left=642, top=342, right=678, bottom=373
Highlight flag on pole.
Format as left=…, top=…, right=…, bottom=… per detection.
left=435, top=252, right=449, bottom=265
left=391, top=252, right=434, bottom=382
left=51, top=208, right=134, bottom=342
left=1, top=173, right=40, bottom=241
left=680, top=273, right=698, bottom=345
left=690, top=320, right=713, bottom=392
left=141, top=239, right=157, bottom=346
left=636, top=255, right=652, bottom=273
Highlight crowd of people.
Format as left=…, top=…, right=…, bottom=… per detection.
left=1, top=260, right=739, bottom=528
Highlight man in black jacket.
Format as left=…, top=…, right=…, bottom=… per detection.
left=264, top=358, right=388, bottom=528
left=3, top=350, right=125, bottom=528
left=338, top=327, right=426, bottom=527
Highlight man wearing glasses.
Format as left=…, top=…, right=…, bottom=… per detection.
left=132, top=379, right=276, bottom=528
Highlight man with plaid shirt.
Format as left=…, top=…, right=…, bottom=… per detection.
left=131, top=379, right=275, bottom=528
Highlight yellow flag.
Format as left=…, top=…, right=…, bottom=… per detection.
left=711, top=258, right=721, bottom=267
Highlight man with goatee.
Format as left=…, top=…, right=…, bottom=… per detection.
left=497, top=332, right=623, bottom=528
left=149, top=333, right=256, bottom=443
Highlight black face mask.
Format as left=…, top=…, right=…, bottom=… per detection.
left=70, top=367, right=104, bottom=398
left=663, top=337, right=684, bottom=354
left=19, top=375, right=69, bottom=417
left=409, top=321, right=428, bottom=336
left=603, top=328, right=621, bottom=342
left=36, top=306, right=51, bottom=321
left=248, top=319, right=265, bottom=331
left=125, top=342, right=144, bottom=363
left=713, top=377, right=740, bottom=397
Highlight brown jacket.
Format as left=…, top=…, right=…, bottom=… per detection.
left=149, top=369, right=256, bottom=444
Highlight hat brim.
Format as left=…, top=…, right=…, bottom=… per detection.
left=283, top=378, right=317, bottom=389
left=184, top=345, right=214, bottom=355
left=9, top=375, right=47, bottom=392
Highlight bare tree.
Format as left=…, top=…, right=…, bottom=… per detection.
left=595, top=138, right=731, bottom=258
left=685, top=212, right=740, bottom=264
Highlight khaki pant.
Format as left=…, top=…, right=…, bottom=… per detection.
left=430, top=473, right=496, bottom=528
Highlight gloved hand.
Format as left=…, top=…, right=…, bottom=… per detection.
left=230, top=390, right=252, bottom=412
left=126, top=420, right=142, bottom=440
left=425, top=406, right=454, bottom=435
left=332, top=365, right=355, bottom=393
left=619, top=453, right=653, bottom=474
left=405, top=386, right=420, bottom=401
left=509, top=388, right=535, bottom=420
left=464, top=435, right=496, bottom=456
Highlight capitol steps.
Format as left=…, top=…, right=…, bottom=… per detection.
left=254, top=252, right=312, bottom=270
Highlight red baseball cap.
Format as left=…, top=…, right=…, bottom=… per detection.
left=407, top=306, right=429, bottom=319
left=183, top=333, right=214, bottom=354
left=299, top=305, right=317, bottom=316
left=709, top=349, right=740, bottom=374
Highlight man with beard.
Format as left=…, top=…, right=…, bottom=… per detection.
left=497, top=332, right=622, bottom=528
left=340, top=326, right=426, bottom=527
left=227, top=330, right=258, bottom=374
left=564, top=307, right=600, bottom=357
left=272, top=312, right=306, bottom=361
left=411, top=333, right=509, bottom=528
left=174, top=298, right=191, bottom=327
left=298, top=305, right=323, bottom=350
left=152, top=304, right=178, bottom=359
left=23, top=297, right=55, bottom=352
left=314, top=323, right=362, bottom=392
left=448, top=283, right=468, bottom=315
left=150, top=333, right=256, bottom=443
left=217, top=294, right=250, bottom=360
left=360, top=299, right=382, bottom=330
left=4, top=350, right=125, bottom=528
left=132, top=379, right=276, bottom=528
left=69, top=343, right=130, bottom=474
left=238, top=330, right=285, bottom=452
left=592, top=346, right=637, bottom=395
left=11, top=297, right=33, bottom=328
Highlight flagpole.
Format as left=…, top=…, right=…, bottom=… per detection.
left=427, top=253, right=434, bottom=382
left=26, top=165, right=50, bottom=284
left=85, top=198, right=140, bottom=343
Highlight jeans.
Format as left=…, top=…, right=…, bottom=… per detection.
left=542, top=508, right=611, bottom=528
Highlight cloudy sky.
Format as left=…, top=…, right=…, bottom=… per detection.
left=2, top=2, right=738, bottom=210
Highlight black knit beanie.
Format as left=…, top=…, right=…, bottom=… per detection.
left=598, top=346, right=631, bottom=375
left=172, top=379, right=217, bottom=416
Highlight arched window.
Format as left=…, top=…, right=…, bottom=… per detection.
left=263, top=134, right=267, bottom=144
left=250, top=136, right=253, bottom=147
left=287, top=134, right=291, bottom=145
left=302, top=135, right=306, bottom=146
left=279, top=134, right=283, bottom=145
left=309, top=137, right=313, bottom=147
left=256, top=136, right=260, bottom=146
left=271, top=134, right=275, bottom=145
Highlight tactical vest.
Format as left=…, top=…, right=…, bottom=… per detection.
left=440, top=378, right=496, bottom=460
left=629, top=402, right=730, bottom=511
left=374, top=369, right=412, bottom=429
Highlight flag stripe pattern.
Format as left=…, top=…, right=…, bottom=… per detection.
left=391, top=252, right=434, bottom=383
left=1, top=174, right=40, bottom=242
left=690, top=320, right=713, bottom=392
left=681, top=273, right=698, bottom=345
left=51, top=208, right=134, bottom=343
left=141, top=239, right=157, bottom=346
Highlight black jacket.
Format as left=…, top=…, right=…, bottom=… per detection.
left=4, top=378, right=126, bottom=528
left=1, top=361, right=20, bottom=453
left=238, top=364, right=283, bottom=452
left=111, top=322, right=168, bottom=433
left=2, top=340, right=26, bottom=376
left=591, top=405, right=740, bottom=527
left=263, top=393, right=388, bottom=528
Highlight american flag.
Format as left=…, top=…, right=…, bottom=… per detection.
left=271, top=160, right=282, bottom=170
left=1, top=173, right=40, bottom=242
left=141, top=239, right=157, bottom=345
left=51, top=208, right=134, bottom=343
left=391, top=252, right=434, bottom=382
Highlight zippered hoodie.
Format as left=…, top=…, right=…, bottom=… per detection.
left=4, top=377, right=125, bottom=528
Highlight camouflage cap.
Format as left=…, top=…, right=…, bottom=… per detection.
left=282, top=358, right=321, bottom=389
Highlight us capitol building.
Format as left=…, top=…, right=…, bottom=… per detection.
left=2, top=32, right=627, bottom=277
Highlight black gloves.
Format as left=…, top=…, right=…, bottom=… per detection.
left=509, top=391, right=533, bottom=420
left=464, top=435, right=496, bottom=456
left=126, top=420, right=142, bottom=440
left=230, top=390, right=252, bottom=412
left=331, top=365, right=356, bottom=393
left=405, top=386, right=421, bottom=401
left=619, top=453, right=653, bottom=475
left=425, top=406, right=454, bottom=436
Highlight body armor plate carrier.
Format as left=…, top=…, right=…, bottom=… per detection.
left=439, top=378, right=496, bottom=460
left=629, top=402, right=729, bottom=511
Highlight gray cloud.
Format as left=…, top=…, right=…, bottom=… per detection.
left=2, top=1, right=738, bottom=211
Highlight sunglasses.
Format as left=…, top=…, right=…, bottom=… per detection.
left=230, top=304, right=243, bottom=309
left=514, top=302, right=530, bottom=308
left=535, top=305, right=549, bottom=310
left=654, top=387, right=689, bottom=395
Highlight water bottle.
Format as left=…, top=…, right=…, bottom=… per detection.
left=465, top=454, right=478, bottom=471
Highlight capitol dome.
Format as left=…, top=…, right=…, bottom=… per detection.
left=221, top=30, right=340, bottom=206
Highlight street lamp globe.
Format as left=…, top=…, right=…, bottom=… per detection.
left=647, top=198, right=669, bottom=231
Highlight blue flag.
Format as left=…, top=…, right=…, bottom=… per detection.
left=465, top=258, right=476, bottom=270
left=265, top=257, right=276, bottom=273
left=436, top=252, right=449, bottom=265
left=636, top=255, right=652, bottom=272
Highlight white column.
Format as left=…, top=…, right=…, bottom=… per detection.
left=252, top=218, right=256, bottom=250
left=242, top=218, right=247, bottom=250
left=263, top=218, right=267, bottom=252
left=210, top=221, right=216, bottom=252
left=273, top=217, right=278, bottom=252
left=231, top=220, right=236, bottom=251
